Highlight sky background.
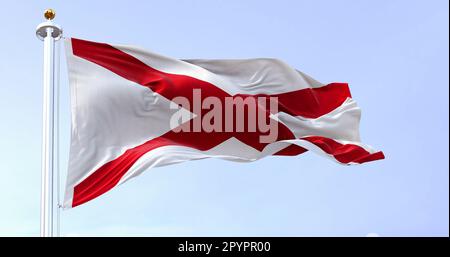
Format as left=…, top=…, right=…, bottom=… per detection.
left=0, top=0, right=448, bottom=236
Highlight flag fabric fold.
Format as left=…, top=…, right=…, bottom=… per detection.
left=64, top=38, right=384, bottom=208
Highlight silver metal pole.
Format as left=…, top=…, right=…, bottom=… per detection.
left=36, top=9, right=62, bottom=237
left=55, top=36, right=61, bottom=237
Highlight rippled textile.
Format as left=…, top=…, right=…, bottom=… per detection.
left=64, top=38, right=384, bottom=208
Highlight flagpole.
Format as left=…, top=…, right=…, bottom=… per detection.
left=36, top=9, right=62, bottom=237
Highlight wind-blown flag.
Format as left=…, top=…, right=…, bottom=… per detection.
left=64, top=38, right=384, bottom=208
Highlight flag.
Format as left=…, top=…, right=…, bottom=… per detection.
left=64, top=38, right=384, bottom=208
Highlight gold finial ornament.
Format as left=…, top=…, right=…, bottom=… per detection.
left=44, top=9, right=56, bottom=20
left=36, top=8, right=62, bottom=41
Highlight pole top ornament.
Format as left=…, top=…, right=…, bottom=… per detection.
left=44, top=9, right=56, bottom=20
left=36, top=9, right=63, bottom=41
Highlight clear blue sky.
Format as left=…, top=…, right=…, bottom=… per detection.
left=0, top=0, right=448, bottom=236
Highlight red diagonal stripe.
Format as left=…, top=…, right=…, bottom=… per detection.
left=71, top=38, right=351, bottom=118
left=72, top=133, right=384, bottom=207
left=302, top=136, right=385, bottom=164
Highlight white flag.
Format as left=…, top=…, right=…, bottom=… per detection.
left=64, top=38, right=384, bottom=208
